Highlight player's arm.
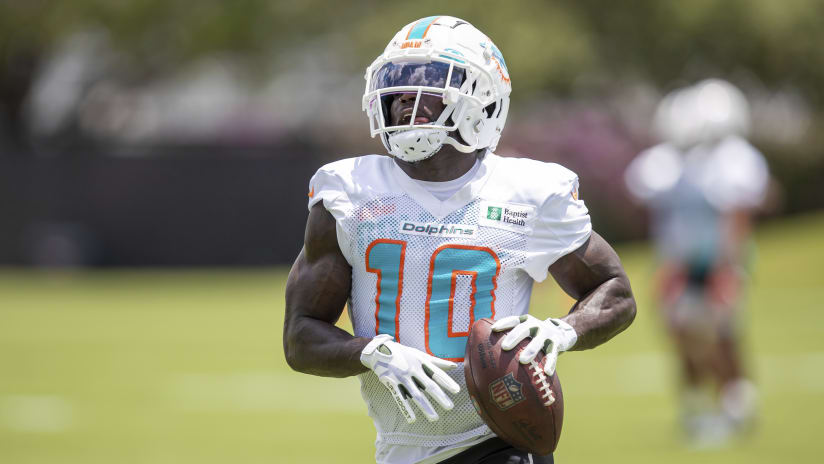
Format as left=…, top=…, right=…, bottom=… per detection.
left=718, top=209, right=753, bottom=266
left=284, top=203, right=460, bottom=422
left=493, top=231, right=635, bottom=375
left=283, top=203, right=369, bottom=378
left=549, top=231, right=636, bottom=350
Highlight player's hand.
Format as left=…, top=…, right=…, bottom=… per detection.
left=360, top=334, right=461, bottom=424
left=491, top=315, right=577, bottom=376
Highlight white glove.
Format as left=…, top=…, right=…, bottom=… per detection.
left=360, top=334, right=461, bottom=423
left=491, top=315, right=577, bottom=376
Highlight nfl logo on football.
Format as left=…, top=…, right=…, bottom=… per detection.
left=489, top=373, right=525, bottom=410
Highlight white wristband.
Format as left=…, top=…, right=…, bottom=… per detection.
left=360, top=334, right=393, bottom=368
left=549, top=318, right=578, bottom=351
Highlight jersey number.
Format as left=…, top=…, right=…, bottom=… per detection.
left=365, top=240, right=500, bottom=361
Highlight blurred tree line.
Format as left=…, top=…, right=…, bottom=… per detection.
left=4, top=0, right=823, bottom=102
left=3, top=0, right=822, bottom=155
left=1, top=0, right=822, bottom=264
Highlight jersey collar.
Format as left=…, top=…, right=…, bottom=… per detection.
left=388, top=152, right=500, bottom=219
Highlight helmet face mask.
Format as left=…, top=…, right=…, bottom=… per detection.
left=362, top=16, right=511, bottom=162
left=365, top=57, right=469, bottom=157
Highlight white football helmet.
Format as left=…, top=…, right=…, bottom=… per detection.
left=691, top=78, right=751, bottom=142
left=654, top=79, right=750, bottom=148
left=362, top=16, right=512, bottom=162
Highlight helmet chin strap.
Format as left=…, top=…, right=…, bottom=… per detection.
left=385, top=97, right=481, bottom=161
left=387, top=129, right=477, bottom=161
left=387, top=128, right=447, bottom=162
left=442, top=136, right=476, bottom=153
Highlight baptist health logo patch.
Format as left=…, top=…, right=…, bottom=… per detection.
left=489, top=373, right=525, bottom=411
left=478, top=200, right=536, bottom=234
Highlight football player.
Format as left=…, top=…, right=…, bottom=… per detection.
left=284, top=16, right=636, bottom=463
left=624, top=79, right=768, bottom=446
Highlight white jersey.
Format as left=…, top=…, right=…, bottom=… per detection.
left=624, top=136, right=768, bottom=266
left=307, top=152, right=591, bottom=462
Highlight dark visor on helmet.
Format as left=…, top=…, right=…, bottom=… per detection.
left=372, top=61, right=466, bottom=92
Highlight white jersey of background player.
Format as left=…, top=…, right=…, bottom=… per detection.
left=285, top=16, right=636, bottom=464
left=625, top=79, right=769, bottom=268
left=625, top=79, right=768, bottom=446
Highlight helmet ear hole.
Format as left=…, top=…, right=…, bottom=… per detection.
left=484, top=102, right=497, bottom=118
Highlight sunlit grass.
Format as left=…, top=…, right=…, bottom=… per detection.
left=1, top=212, right=822, bottom=463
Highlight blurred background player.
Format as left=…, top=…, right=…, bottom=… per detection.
left=624, top=79, right=769, bottom=446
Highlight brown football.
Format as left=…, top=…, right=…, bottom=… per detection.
left=464, top=317, right=564, bottom=455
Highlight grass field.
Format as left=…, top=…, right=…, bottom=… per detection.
left=1, top=212, right=823, bottom=463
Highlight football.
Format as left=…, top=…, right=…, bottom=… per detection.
left=464, top=318, right=564, bottom=455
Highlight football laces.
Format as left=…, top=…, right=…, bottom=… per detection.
left=529, top=359, right=555, bottom=407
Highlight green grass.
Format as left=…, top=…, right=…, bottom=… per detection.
left=1, top=212, right=823, bottom=463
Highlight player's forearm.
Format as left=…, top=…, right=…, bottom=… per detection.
left=561, top=275, right=636, bottom=351
left=283, top=315, right=370, bottom=377
left=283, top=245, right=369, bottom=378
